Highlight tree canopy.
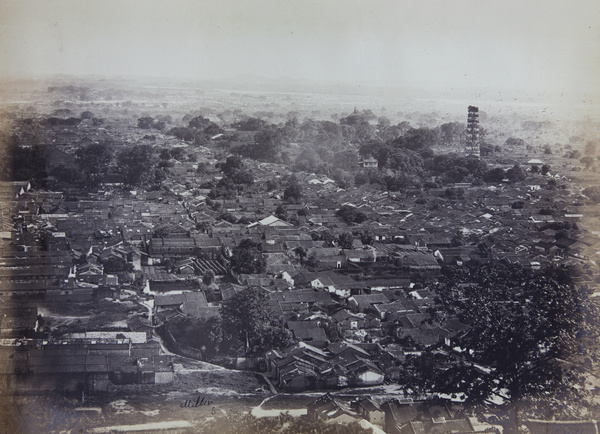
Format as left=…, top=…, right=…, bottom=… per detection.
left=230, top=239, right=266, bottom=274
left=117, top=145, right=154, bottom=186
left=220, top=286, right=293, bottom=354
left=408, top=263, right=585, bottom=403
left=283, top=182, right=303, bottom=202
left=75, top=142, right=113, bottom=187
left=336, top=205, right=367, bottom=225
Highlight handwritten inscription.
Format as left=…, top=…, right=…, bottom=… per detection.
left=180, top=395, right=214, bottom=408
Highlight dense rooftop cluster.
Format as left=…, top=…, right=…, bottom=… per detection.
left=1, top=82, right=599, bottom=431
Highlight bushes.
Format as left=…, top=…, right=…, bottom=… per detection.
left=336, top=205, right=367, bottom=225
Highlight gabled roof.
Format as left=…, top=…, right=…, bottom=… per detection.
left=287, top=321, right=328, bottom=341
left=247, top=215, right=294, bottom=228
left=353, top=397, right=382, bottom=413
left=344, top=249, right=376, bottom=259
left=397, top=252, right=441, bottom=268
left=374, top=301, right=414, bottom=314
left=331, top=309, right=362, bottom=322
left=328, top=341, right=370, bottom=358
left=349, top=293, right=390, bottom=307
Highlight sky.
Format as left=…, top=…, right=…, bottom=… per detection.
left=0, top=0, right=599, bottom=100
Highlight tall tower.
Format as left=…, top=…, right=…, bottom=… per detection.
left=465, top=105, right=480, bottom=159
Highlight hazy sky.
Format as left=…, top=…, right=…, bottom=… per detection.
left=1, top=0, right=599, bottom=98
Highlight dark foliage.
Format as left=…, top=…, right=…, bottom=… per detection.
left=230, top=239, right=266, bottom=274
left=335, top=205, right=367, bottom=224
left=220, top=287, right=293, bottom=355
left=483, top=168, right=506, bottom=183
left=506, top=165, right=526, bottom=182
left=8, top=142, right=48, bottom=186
left=75, top=142, right=113, bottom=187
left=117, top=145, right=154, bottom=186
left=337, top=232, right=354, bottom=249
left=415, top=263, right=584, bottom=402
left=232, top=117, right=267, bottom=131
left=283, top=182, right=303, bottom=202
left=168, top=316, right=222, bottom=360
left=45, top=117, right=82, bottom=127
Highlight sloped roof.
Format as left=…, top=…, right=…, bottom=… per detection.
left=350, top=293, right=390, bottom=308
left=248, top=215, right=294, bottom=228
left=154, top=294, right=185, bottom=307
left=287, top=321, right=328, bottom=341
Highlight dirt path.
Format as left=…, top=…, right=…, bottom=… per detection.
left=250, top=395, right=307, bottom=418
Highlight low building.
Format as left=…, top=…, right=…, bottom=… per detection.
left=308, top=393, right=362, bottom=425
left=352, top=397, right=385, bottom=426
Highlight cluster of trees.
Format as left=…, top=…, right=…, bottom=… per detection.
left=284, top=111, right=488, bottom=179
left=100, top=255, right=134, bottom=273
left=75, top=142, right=113, bottom=188
left=229, top=109, right=408, bottom=166
left=439, top=122, right=466, bottom=147
left=230, top=238, right=266, bottom=274
left=283, top=181, right=303, bottom=203
left=168, top=108, right=512, bottom=193
left=167, top=115, right=222, bottom=146
left=38, top=109, right=103, bottom=125
left=0, top=133, right=13, bottom=182
left=337, top=232, right=354, bottom=249
left=116, top=144, right=159, bottom=186
left=169, top=286, right=293, bottom=358
left=354, top=130, right=435, bottom=191
left=44, top=117, right=82, bottom=127
left=335, top=205, right=368, bottom=225
left=481, top=164, right=526, bottom=183
left=158, top=147, right=192, bottom=166
left=2, top=138, right=48, bottom=186
left=232, top=116, right=268, bottom=131
left=358, top=128, right=434, bottom=175
left=209, top=155, right=254, bottom=199
left=219, top=286, right=293, bottom=355
left=0, top=136, right=166, bottom=188
left=266, top=116, right=497, bottom=192
left=404, top=263, right=584, bottom=403
left=428, top=153, right=487, bottom=184
left=73, top=142, right=162, bottom=188
left=232, top=126, right=289, bottom=163
left=137, top=116, right=166, bottom=130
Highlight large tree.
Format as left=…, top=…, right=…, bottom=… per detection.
left=220, top=287, right=293, bottom=354
left=419, top=263, right=584, bottom=403
left=336, top=205, right=367, bottom=225
left=283, top=182, right=303, bottom=203
left=506, top=164, right=526, bottom=182
left=439, top=122, right=466, bottom=147
left=75, top=142, right=113, bottom=187
left=117, top=145, right=154, bottom=186
left=230, top=239, right=266, bottom=274
left=337, top=232, right=354, bottom=249
left=218, top=155, right=244, bottom=176
left=252, top=127, right=286, bottom=161
left=10, top=142, right=48, bottom=186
